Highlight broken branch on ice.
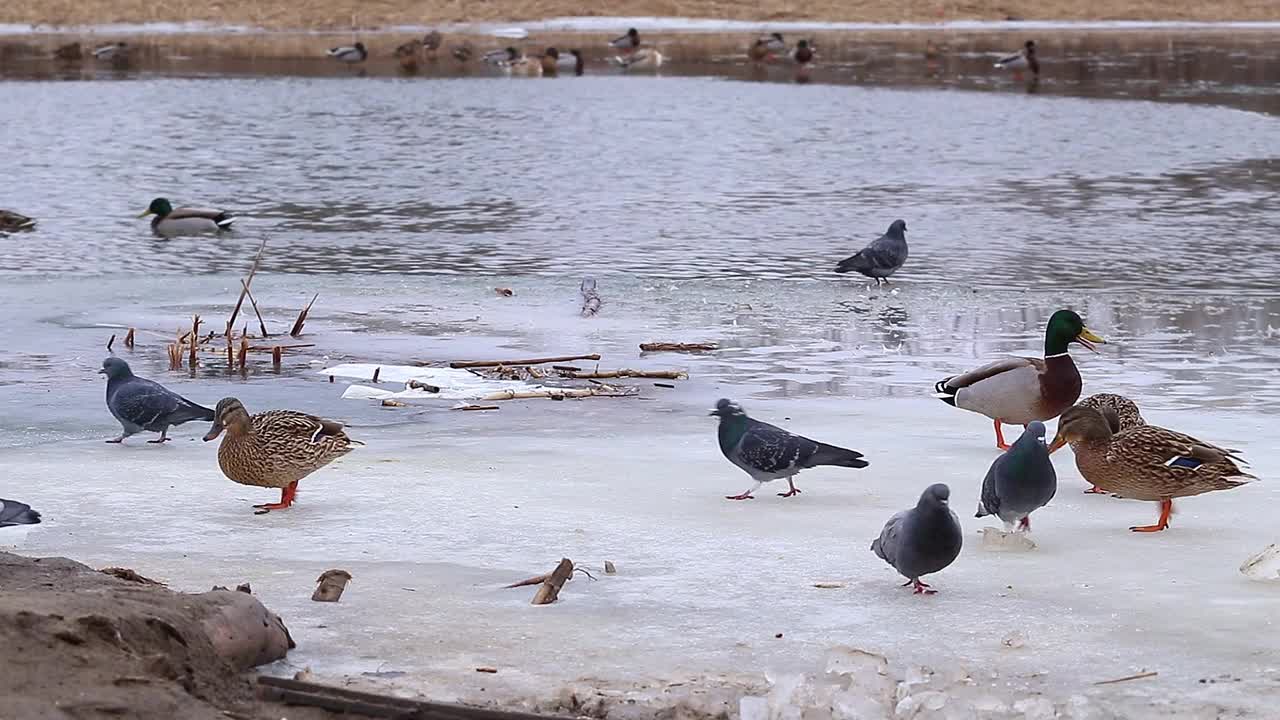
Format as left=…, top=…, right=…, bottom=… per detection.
left=564, top=369, right=687, bottom=380
left=639, top=342, right=718, bottom=353
left=531, top=558, right=574, bottom=605
left=449, top=354, right=601, bottom=369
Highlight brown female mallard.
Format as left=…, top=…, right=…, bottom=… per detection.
left=1072, top=393, right=1146, bottom=494
left=1049, top=405, right=1254, bottom=532
left=203, top=398, right=358, bottom=512
left=935, top=309, right=1105, bottom=450
left=1, top=210, right=36, bottom=232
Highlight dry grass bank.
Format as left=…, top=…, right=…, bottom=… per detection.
left=3, top=0, right=1278, bottom=30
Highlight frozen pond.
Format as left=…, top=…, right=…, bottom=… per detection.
left=2, top=63, right=1279, bottom=717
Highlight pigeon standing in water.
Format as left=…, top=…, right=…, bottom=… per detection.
left=0, top=499, right=40, bottom=527
left=100, top=357, right=215, bottom=443
left=975, top=422, right=1057, bottom=531
left=834, top=219, right=909, bottom=285
left=871, top=483, right=963, bottom=594
left=711, top=399, right=868, bottom=500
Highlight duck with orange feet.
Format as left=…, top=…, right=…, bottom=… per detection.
left=934, top=309, right=1105, bottom=450
left=204, top=398, right=359, bottom=514
left=1049, top=406, right=1254, bottom=532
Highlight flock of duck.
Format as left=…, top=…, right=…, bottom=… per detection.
left=34, top=28, right=1038, bottom=82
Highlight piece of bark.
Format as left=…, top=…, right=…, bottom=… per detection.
left=531, top=559, right=574, bottom=605
left=407, top=380, right=440, bottom=392
left=381, top=399, right=407, bottom=408
left=454, top=404, right=500, bottom=411
left=312, top=570, right=352, bottom=602
left=604, top=561, right=616, bottom=575
left=450, top=354, right=600, bottom=369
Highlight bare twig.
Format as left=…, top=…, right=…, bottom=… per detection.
left=450, top=354, right=600, bottom=369
left=504, top=574, right=549, bottom=589
left=454, top=404, right=500, bottom=411
left=1093, top=671, right=1158, bottom=686
left=564, top=369, right=687, bottom=380
left=189, top=315, right=201, bottom=369
left=290, top=293, right=318, bottom=337
left=241, top=279, right=269, bottom=337
left=227, top=238, right=267, bottom=337
left=106, top=334, right=115, bottom=352
left=640, top=342, right=718, bottom=353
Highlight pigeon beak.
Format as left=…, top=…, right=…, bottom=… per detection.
left=1075, top=327, right=1105, bottom=353
left=96, top=368, right=106, bottom=375
left=1047, top=434, right=1068, bottom=454
left=708, top=410, right=720, bottom=417
left=137, top=209, right=153, bottom=218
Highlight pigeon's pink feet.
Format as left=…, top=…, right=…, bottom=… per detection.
left=777, top=478, right=802, bottom=498
left=911, top=580, right=936, bottom=595
left=1018, top=516, right=1030, bottom=532
left=725, top=493, right=755, bottom=501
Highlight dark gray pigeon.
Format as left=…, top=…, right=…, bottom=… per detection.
left=0, top=499, right=40, bottom=527
left=871, top=483, right=963, bottom=594
left=99, top=357, right=215, bottom=443
left=834, top=219, right=909, bottom=285
left=975, top=421, right=1057, bottom=531
left=711, top=398, right=868, bottom=500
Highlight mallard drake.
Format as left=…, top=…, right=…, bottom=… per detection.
left=138, top=197, right=234, bottom=237
left=1071, top=393, right=1146, bottom=493
left=1049, top=406, right=1254, bottom=532
left=935, top=310, right=1105, bottom=450
left=610, top=28, right=640, bottom=51
left=995, top=40, right=1039, bottom=77
left=0, top=210, right=35, bottom=232
left=327, top=42, right=367, bottom=64
left=615, top=47, right=663, bottom=70
left=203, top=398, right=358, bottom=512
left=791, top=39, right=815, bottom=65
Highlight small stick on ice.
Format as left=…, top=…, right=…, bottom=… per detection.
left=1093, top=671, right=1158, bottom=685
left=312, top=569, right=353, bottom=602
left=563, top=369, right=687, bottom=380
left=639, top=342, right=718, bottom=353
left=189, top=315, right=201, bottom=369
left=505, top=574, right=550, bottom=589
left=106, top=333, right=116, bottom=352
left=450, top=354, right=601, bottom=369
left=531, top=558, right=574, bottom=605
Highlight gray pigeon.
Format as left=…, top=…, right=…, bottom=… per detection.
left=871, top=483, right=963, bottom=594
left=99, top=357, right=215, bottom=443
left=0, top=499, right=40, bottom=527
left=711, top=398, right=868, bottom=500
left=834, top=219, right=909, bottom=285
left=975, top=421, right=1057, bottom=531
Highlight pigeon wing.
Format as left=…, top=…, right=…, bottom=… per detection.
left=737, top=419, right=818, bottom=475
left=871, top=510, right=906, bottom=565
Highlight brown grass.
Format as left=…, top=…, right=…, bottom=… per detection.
left=3, top=0, right=1277, bottom=30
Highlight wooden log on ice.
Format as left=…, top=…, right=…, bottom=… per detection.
left=450, top=353, right=600, bottom=369
left=639, top=342, right=718, bottom=353
left=563, top=368, right=687, bottom=380
left=257, top=676, right=567, bottom=719
left=531, top=558, right=574, bottom=605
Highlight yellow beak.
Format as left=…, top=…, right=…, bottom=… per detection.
left=137, top=209, right=153, bottom=218
left=1047, top=435, right=1068, bottom=454
left=1075, top=326, right=1105, bottom=352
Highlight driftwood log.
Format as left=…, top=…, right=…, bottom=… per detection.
left=564, top=369, right=687, bottom=380
left=312, top=569, right=352, bottom=602
left=257, top=676, right=569, bottom=719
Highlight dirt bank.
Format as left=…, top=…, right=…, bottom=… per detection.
left=3, top=0, right=1278, bottom=30
left=0, top=552, right=349, bottom=720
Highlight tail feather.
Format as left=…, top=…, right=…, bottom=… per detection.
left=170, top=401, right=215, bottom=425
left=834, top=253, right=869, bottom=274
left=805, top=442, right=868, bottom=469
left=0, top=501, right=41, bottom=527
left=934, top=377, right=957, bottom=406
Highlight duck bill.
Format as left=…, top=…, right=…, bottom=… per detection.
left=202, top=421, right=224, bottom=442
left=1075, top=327, right=1105, bottom=353
left=137, top=209, right=153, bottom=218
left=1047, top=434, right=1068, bottom=454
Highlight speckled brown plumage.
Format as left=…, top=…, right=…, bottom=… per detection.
left=204, top=398, right=356, bottom=510
left=1077, top=392, right=1146, bottom=433
left=1051, top=406, right=1254, bottom=531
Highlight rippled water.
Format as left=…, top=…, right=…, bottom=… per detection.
left=1, top=50, right=1279, bottom=429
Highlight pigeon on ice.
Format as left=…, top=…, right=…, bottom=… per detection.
left=711, top=398, right=868, bottom=500
left=0, top=499, right=40, bottom=528
left=100, top=357, right=215, bottom=444
left=871, top=483, right=963, bottom=594
left=834, top=219, right=909, bottom=285
left=975, top=421, right=1057, bottom=532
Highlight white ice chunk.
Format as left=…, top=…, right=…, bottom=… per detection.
left=321, top=363, right=549, bottom=401
left=1240, top=544, right=1280, bottom=582
left=979, top=527, right=1038, bottom=552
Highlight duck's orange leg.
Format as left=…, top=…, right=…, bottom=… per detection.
left=1130, top=499, right=1173, bottom=533
left=1084, top=485, right=1108, bottom=494
left=254, top=481, right=299, bottom=511
left=993, top=419, right=1011, bottom=451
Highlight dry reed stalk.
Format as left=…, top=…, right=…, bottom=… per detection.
left=290, top=293, right=318, bottom=338
left=188, top=314, right=201, bottom=369
left=272, top=345, right=283, bottom=368
left=166, top=342, right=182, bottom=370
left=226, top=238, right=266, bottom=337
left=238, top=336, right=249, bottom=370
left=242, top=279, right=270, bottom=337
left=124, top=328, right=135, bottom=349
